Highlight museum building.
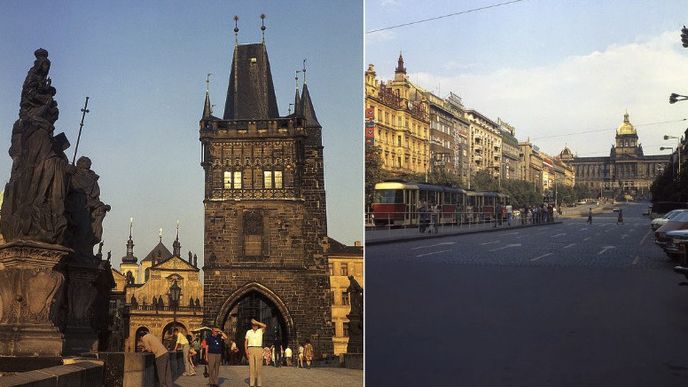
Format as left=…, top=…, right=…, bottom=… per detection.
left=560, top=112, right=669, bottom=198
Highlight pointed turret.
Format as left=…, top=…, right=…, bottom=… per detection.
left=121, top=218, right=137, bottom=264
left=202, top=90, right=212, bottom=118
left=223, top=43, right=279, bottom=120
left=395, top=52, right=406, bottom=74
left=301, top=83, right=320, bottom=128
left=293, top=87, right=302, bottom=117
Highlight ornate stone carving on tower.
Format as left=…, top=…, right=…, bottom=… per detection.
left=0, top=49, right=114, bottom=368
left=200, top=17, right=332, bottom=358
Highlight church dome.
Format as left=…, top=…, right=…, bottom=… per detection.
left=616, top=112, right=636, bottom=135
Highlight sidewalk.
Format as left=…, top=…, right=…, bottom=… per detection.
left=174, top=365, right=362, bottom=387
left=366, top=219, right=561, bottom=245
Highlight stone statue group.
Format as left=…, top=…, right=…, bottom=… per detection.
left=0, top=48, right=110, bottom=259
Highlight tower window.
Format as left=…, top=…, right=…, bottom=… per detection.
left=263, top=170, right=283, bottom=189
left=224, top=171, right=242, bottom=189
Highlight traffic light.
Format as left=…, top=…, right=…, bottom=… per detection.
left=682, top=26, right=688, bottom=48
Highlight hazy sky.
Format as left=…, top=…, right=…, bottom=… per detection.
left=0, top=1, right=363, bottom=268
left=366, top=0, right=688, bottom=158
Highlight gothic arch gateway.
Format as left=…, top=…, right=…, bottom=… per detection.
left=216, top=282, right=294, bottom=355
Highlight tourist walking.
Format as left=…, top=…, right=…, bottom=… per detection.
left=263, top=346, right=271, bottom=366
left=173, top=328, right=195, bottom=376
left=506, top=204, right=513, bottom=226
left=272, top=329, right=282, bottom=367
left=587, top=207, right=593, bottom=224
left=298, top=344, right=304, bottom=368
left=138, top=329, right=172, bottom=387
left=303, top=339, right=314, bottom=369
left=204, top=327, right=228, bottom=387
left=245, top=319, right=268, bottom=387
left=617, top=208, right=624, bottom=224
left=284, top=346, right=293, bottom=367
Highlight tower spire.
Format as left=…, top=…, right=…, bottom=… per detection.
left=395, top=51, right=406, bottom=74
left=159, top=228, right=162, bottom=243
left=260, top=14, right=266, bottom=44
left=233, top=15, right=239, bottom=46
left=122, top=217, right=137, bottom=263
left=203, top=73, right=213, bottom=118
left=302, top=58, right=307, bottom=84
left=173, top=220, right=181, bottom=257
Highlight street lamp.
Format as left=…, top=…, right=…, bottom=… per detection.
left=169, top=280, right=181, bottom=332
left=663, top=135, right=682, bottom=176
left=669, top=93, right=688, bottom=104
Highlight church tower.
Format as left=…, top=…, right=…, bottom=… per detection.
left=199, top=18, right=332, bottom=356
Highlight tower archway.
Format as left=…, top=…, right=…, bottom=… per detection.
left=216, top=283, right=294, bottom=359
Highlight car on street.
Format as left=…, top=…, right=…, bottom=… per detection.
left=651, top=209, right=688, bottom=231
left=666, top=229, right=688, bottom=264
left=655, top=211, right=688, bottom=258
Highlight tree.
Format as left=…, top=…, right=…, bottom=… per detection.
left=365, top=145, right=390, bottom=211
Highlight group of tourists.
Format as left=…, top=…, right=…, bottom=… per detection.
left=520, top=204, right=557, bottom=225
left=418, top=202, right=440, bottom=233
left=261, top=340, right=314, bottom=368
left=137, top=319, right=319, bottom=387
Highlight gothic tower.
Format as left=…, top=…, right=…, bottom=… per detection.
left=199, top=23, right=332, bottom=356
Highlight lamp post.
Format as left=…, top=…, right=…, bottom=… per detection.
left=169, top=280, right=181, bottom=331
left=660, top=146, right=677, bottom=178
left=670, top=93, right=688, bottom=104
left=663, top=135, right=681, bottom=176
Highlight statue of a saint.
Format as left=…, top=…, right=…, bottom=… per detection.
left=1, top=49, right=71, bottom=245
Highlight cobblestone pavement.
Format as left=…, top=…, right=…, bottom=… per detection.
left=174, top=365, right=362, bottom=387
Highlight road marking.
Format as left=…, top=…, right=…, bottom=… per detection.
left=621, top=234, right=628, bottom=239
left=563, top=243, right=576, bottom=249
left=489, top=243, right=522, bottom=252
left=639, top=230, right=651, bottom=246
left=480, top=240, right=500, bottom=245
left=597, top=246, right=616, bottom=255
left=531, top=252, right=553, bottom=261
left=412, top=242, right=456, bottom=250
left=504, top=232, right=520, bottom=236
left=583, top=237, right=591, bottom=241
left=579, top=228, right=588, bottom=231
left=416, top=250, right=450, bottom=258
left=632, top=255, right=641, bottom=265
left=552, top=233, right=566, bottom=238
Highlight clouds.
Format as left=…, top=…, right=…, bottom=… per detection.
left=408, top=31, right=688, bottom=157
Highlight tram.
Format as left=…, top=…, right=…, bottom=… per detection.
left=371, top=181, right=509, bottom=226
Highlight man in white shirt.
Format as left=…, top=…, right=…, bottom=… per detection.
left=245, top=318, right=267, bottom=387
left=173, top=328, right=194, bottom=376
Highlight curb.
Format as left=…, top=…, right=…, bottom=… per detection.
left=366, top=221, right=563, bottom=246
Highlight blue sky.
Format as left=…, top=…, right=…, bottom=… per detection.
left=366, top=0, right=688, bottom=158
left=0, top=1, right=363, bottom=268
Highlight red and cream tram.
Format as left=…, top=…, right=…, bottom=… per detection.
left=371, top=181, right=509, bottom=226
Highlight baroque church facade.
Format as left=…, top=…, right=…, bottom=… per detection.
left=199, top=29, right=333, bottom=357
left=560, top=112, right=669, bottom=198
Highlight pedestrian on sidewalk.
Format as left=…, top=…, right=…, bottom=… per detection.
left=298, top=344, right=304, bottom=368
left=303, top=339, right=314, bottom=369
left=272, top=328, right=282, bottom=367
left=431, top=203, right=440, bottom=233
left=138, top=328, right=172, bottom=387
left=173, top=328, right=195, bottom=376
left=246, top=319, right=267, bottom=387
left=506, top=204, right=513, bottom=226
left=284, top=346, right=293, bottom=367
left=205, top=327, right=228, bottom=387
left=587, top=207, right=593, bottom=224
left=617, top=208, right=624, bottom=225
left=419, top=203, right=429, bottom=233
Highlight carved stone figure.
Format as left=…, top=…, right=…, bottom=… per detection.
left=65, top=156, right=111, bottom=258
left=1, top=49, right=70, bottom=245
left=346, top=275, right=363, bottom=354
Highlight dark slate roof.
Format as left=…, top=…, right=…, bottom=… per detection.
left=141, top=241, right=173, bottom=262
left=327, top=237, right=363, bottom=256
left=300, top=84, right=320, bottom=128
left=223, top=43, right=279, bottom=120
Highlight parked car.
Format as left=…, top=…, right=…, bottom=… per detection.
left=666, top=229, right=688, bottom=264
left=655, top=211, right=688, bottom=258
left=651, top=209, right=688, bottom=231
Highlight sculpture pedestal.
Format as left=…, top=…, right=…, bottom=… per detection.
left=0, top=241, right=71, bottom=370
